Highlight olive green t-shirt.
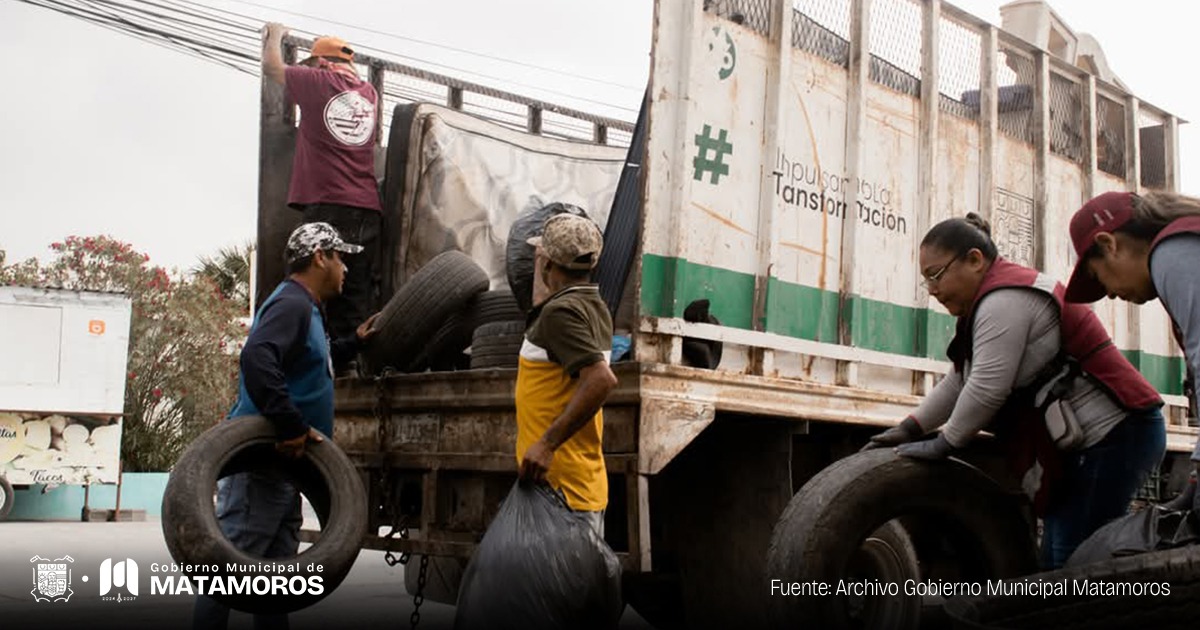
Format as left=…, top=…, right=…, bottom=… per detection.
left=525, top=284, right=613, bottom=376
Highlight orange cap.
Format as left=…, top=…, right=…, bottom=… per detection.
left=307, top=36, right=354, bottom=62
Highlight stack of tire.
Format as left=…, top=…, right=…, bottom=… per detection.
left=360, top=251, right=529, bottom=374
left=361, top=250, right=489, bottom=375
left=467, top=294, right=526, bottom=370
left=363, top=202, right=591, bottom=375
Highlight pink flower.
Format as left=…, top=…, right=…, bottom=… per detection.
left=153, top=388, right=163, bottom=398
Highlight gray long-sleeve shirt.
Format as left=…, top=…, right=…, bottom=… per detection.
left=913, top=288, right=1126, bottom=449
left=1150, top=233, right=1200, bottom=462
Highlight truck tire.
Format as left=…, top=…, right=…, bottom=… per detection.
left=364, top=250, right=488, bottom=374
left=469, top=321, right=525, bottom=370
left=0, top=475, right=13, bottom=521
left=161, top=416, right=367, bottom=614
left=767, top=449, right=1037, bottom=629
left=944, top=545, right=1200, bottom=629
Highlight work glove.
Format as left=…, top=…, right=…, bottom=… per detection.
left=1162, top=463, right=1200, bottom=512
left=896, top=433, right=955, bottom=460
left=861, top=416, right=923, bottom=452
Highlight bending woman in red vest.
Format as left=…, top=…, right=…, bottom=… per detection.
left=1064, top=191, right=1200, bottom=511
left=865, top=213, right=1165, bottom=569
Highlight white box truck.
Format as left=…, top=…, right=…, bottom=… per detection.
left=0, top=286, right=132, bottom=519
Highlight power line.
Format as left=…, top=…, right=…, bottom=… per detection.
left=14, top=0, right=635, bottom=135
left=142, top=0, right=640, bottom=114
left=81, top=0, right=256, bottom=59
left=15, top=0, right=257, bottom=75
left=182, top=0, right=644, bottom=92
left=347, top=39, right=636, bottom=114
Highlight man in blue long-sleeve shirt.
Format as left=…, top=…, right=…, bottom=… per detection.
left=194, top=222, right=379, bottom=630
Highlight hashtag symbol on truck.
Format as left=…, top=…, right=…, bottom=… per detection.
left=693, top=124, right=732, bottom=184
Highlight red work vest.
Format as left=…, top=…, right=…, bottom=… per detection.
left=1149, top=216, right=1200, bottom=349
left=947, top=257, right=1162, bottom=411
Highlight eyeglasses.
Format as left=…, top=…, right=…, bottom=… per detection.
left=921, top=255, right=962, bottom=290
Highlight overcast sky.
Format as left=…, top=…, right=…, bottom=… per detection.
left=1, top=0, right=1196, bottom=271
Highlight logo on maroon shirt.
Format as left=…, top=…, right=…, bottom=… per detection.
left=322, top=90, right=376, bottom=146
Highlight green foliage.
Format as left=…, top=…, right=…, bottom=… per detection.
left=1, top=236, right=247, bottom=472
left=194, top=242, right=253, bottom=313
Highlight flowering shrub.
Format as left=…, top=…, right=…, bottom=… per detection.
left=1, top=237, right=246, bottom=471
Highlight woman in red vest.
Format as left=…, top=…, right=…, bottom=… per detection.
left=1063, top=191, right=1200, bottom=511
left=865, top=212, right=1165, bottom=569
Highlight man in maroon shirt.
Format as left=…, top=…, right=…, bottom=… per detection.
left=262, top=23, right=381, bottom=352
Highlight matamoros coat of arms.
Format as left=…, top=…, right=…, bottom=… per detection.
left=30, top=555, right=74, bottom=602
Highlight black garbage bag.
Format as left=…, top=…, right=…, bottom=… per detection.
left=682, top=299, right=723, bottom=369
left=1065, top=505, right=1200, bottom=568
left=506, top=202, right=590, bottom=313
left=455, top=482, right=622, bottom=630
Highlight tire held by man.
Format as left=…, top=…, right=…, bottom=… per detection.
left=162, top=416, right=367, bottom=614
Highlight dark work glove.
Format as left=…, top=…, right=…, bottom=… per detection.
left=1162, top=463, right=1200, bottom=512
left=896, top=433, right=955, bottom=460
left=861, top=416, right=923, bottom=452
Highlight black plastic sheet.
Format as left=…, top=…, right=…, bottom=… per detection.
left=505, top=202, right=589, bottom=314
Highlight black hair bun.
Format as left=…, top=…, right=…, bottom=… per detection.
left=964, top=212, right=992, bottom=237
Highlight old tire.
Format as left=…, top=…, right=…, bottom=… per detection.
left=364, top=250, right=488, bottom=374
left=944, top=545, right=1200, bottom=629
left=767, top=449, right=1037, bottom=629
left=407, top=309, right=476, bottom=373
left=472, top=289, right=524, bottom=327
left=0, top=475, right=13, bottom=521
left=469, top=321, right=525, bottom=370
left=161, top=416, right=367, bottom=614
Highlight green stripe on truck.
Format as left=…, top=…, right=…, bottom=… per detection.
left=640, top=254, right=1184, bottom=394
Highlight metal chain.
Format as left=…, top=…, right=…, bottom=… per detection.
left=410, top=554, right=428, bottom=629
left=383, top=518, right=411, bottom=567
left=375, top=367, right=409, bottom=568
left=370, top=366, right=426, bottom=628
left=372, top=366, right=425, bottom=629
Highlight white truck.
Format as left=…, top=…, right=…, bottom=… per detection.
left=0, top=286, right=132, bottom=520
left=251, top=0, right=1197, bottom=626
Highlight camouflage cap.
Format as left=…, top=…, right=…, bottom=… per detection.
left=527, top=213, right=604, bottom=270
left=286, top=222, right=363, bottom=264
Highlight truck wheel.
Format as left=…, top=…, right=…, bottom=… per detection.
left=0, top=475, right=13, bottom=520
left=364, top=250, right=488, bottom=374
left=767, top=449, right=1037, bottom=629
left=945, top=545, right=1200, bottom=628
left=161, top=416, right=367, bottom=614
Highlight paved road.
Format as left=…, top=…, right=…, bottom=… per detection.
left=0, top=518, right=654, bottom=630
